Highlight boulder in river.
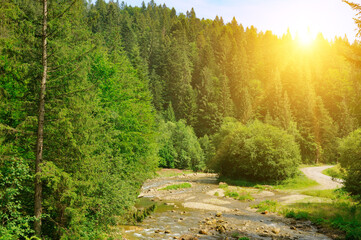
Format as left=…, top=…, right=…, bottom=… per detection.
left=199, top=229, right=208, bottom=235
left=179, top=234, right=199, bottom=240
left=272, top=227, right=281, bottom=234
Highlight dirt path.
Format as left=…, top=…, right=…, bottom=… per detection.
left=119, top=170, right=339, bottom=240
left=301, top=165, right=343, bottom=190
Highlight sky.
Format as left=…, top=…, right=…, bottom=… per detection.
left=119, top=0, right=361, bottom=42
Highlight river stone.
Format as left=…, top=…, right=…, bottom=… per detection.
left=272, top=228, right=281, bottom=234
left=199, top=229, right=208, bottom=235
left=216, top=225, right=226, bottom=233
left=216, top=212, right=222, bottom=217
left=179, top=234, right=199, bottom=240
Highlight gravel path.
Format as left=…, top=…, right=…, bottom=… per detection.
left=301, top=165, right=343, bottom=190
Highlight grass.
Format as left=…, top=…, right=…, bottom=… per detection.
left=252, top=200, right=279, bottom=212
left=300, top=188, right=349, bottom=200
left=219, top=171, right=318, bottom=191
left=283, top=201, right=361, bottom=239
left=284, top=209, right=310, bottom=220
left=322, top=164, right=345, bottom=180
left=219, top=166, right=360, bottom=239
left=231, top=232, right=240, bottom=238
left=220, top=185, right=255, bottom=202
left=218, top=177, right=259, bottom=188
left=274, top=171, right=319, bottom=190
left=159, top=182, right=192, bottom=190
left=218, top=182, right=228, bottom=188
left=132, top=204, right=156, bottom=223
left=237, top=193, right=255, bottom=201
left=300, top=189, right=336, bottom=199
left=251, top=194, right=361, bottom=239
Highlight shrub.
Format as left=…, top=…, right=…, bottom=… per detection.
left=338, top=128, right=361, bottom=199
left=212, top=120, right=301, bottom=182
left=158, top=120, right=205, bottom=171
left=0, top=157, right=33, bottom=239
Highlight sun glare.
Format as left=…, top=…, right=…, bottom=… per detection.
left=295, top=27, right=316, bottom=48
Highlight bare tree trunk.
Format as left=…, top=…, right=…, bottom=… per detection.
left=34, top=0, right=48, bottom=236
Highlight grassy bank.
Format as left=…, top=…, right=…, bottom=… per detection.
left=159, top=182, right=192, bottom=190
left=252, top=190, right=361, bottom=239
left=218, top=166, right=360, bottom=239
left=322, top=164, right=345, bottom=180
left=218, top=170, right=319, bottom=191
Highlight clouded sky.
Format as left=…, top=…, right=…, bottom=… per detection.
left=119, top=0, right=360, bottom=42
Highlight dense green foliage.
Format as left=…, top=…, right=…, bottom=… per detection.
left=212, top=120, right=300, bottom=181
left=1, top=0, right=158, bottom=238
left=339, top=128, right=361, bottom=199
left=1, top=0, right=361, bottom=238
left=158, top=120, right=205, bottom=170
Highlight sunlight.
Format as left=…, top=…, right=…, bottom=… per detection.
left=294, top=26, right=316, bottom=48
left=298, top=29, right=314, bottom=47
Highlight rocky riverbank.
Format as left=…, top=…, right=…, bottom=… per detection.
left=116, top=171, right=343, bottom=239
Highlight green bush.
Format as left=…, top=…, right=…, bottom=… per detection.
left=212, top=120, right=301, bottom=182
left=339, top=129, right=361, bottom=199
left=0, top=157, right=33, bottom=239
left=158, top=120, right=205, bottom=171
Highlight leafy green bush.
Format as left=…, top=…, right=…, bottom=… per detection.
left=0, top=157, right=33, bottom=239
left=339, top=128, right=361, bottom=199
left=158, top=120, right=205, bottom=171
left=212, top=120, right=301, bottom=182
